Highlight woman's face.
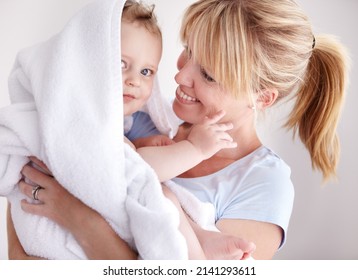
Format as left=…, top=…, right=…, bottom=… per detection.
left=173, top=48, right=250, bottom=125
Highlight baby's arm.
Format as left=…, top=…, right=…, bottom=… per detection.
left=136, top=111, right=237, bottom=182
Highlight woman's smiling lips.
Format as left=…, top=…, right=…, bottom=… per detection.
left=175, top=87, right=199, bottom=104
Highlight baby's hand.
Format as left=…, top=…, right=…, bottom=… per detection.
left=132, top=134, right=175, bottom=148
left=187, top=110, right=237, bottom=159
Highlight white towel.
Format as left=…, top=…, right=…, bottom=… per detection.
left=0, top=0, right=187, bottom=260
left=165, top=180, right=218, bottom=232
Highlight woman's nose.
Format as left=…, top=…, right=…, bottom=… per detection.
left=175, top=51, right=193, bottom=87
left=177, top=50, right=187, bottom=70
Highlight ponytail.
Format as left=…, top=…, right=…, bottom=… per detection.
left=285, top=35, right=350, bottom=181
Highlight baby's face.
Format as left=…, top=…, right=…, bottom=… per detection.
left=121, top=21, right=162, bottom=116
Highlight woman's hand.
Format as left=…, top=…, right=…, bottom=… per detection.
left=18, top=157, right=137, bottom=259
left=19, top=158, right=83, bottom=230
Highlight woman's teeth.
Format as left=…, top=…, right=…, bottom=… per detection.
left=178, top=90, right=198, bottom=102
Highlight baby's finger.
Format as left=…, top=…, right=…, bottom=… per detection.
left=203, top=110, right=226, bottom=125
left=159, top=136, right=176, bottom=146
left=214, top=131, right=234, bottom=142
left=220, top=140, right=238, bottom=149
left=212, top=122, right=234, bottom=131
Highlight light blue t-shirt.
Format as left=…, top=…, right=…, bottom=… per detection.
left=125, top=114, right=294, bottom=247
left=172, top=146, right=294, bottom=247
left=124, top=111, right=161, bottom=141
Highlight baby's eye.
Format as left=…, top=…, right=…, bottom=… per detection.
left=141, top=68, right=154, bottom=77
left=200, top=67, right=215, bottom=82
left=121, top=60, right=127, bottom=69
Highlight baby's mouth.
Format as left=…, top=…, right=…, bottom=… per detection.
left=123, top=94, right=135, bottom=102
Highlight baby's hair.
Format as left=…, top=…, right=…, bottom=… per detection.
left=122, top=0, right=162, bottom=40
left=181, top=0, right=350, bottom=181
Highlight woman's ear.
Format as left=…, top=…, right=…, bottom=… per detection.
left=256, top=88, right=279, bottom=109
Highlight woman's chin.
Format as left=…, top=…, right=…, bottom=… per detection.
left=173, top=101, right=202, bottom=124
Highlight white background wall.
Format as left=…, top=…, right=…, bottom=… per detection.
left=1, top=0, right=357, bottom=260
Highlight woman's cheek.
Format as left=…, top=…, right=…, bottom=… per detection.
left=172, top=100, right=204, bottom=124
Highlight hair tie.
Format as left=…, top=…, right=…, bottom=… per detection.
left=312, top=35, right=316, bottom=49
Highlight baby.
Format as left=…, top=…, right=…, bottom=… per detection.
left=120, top=0, right=254, bottom=260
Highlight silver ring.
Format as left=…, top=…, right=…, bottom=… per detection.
left=32, top=185, right=43, bottom=201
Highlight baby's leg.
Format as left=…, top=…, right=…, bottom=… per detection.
left=162, top=185, right=206, bottom=259
left=162, top=185, right=255, bottom=260
left=188, top=219, right=256, bottom=260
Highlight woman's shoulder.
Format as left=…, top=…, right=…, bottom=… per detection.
left=225, top=146, right=294, bottom=209
left=226, top=146, right=294, bottom=195
left=232, top=145, right=291, bottom=174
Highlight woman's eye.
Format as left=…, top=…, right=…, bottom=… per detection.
left=200, top=67, right=215, bottom=82
left=185, top=46, right=192, bottom=59
left=141, top=68, right=153, bottom=77
left=121, top=60, right=127, bottom=69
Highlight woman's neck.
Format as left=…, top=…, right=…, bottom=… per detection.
left=174, top=122, right=262, bottom=178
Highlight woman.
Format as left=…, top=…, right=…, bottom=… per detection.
left=8, top=0, right=349, bottom=259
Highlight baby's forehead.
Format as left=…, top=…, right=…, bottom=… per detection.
left=121, top=19, right=161, bottom=41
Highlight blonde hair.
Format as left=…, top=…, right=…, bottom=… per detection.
left=122, top=0, right=162, bottom=40
left=181, top=0, right=350, bottom=181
